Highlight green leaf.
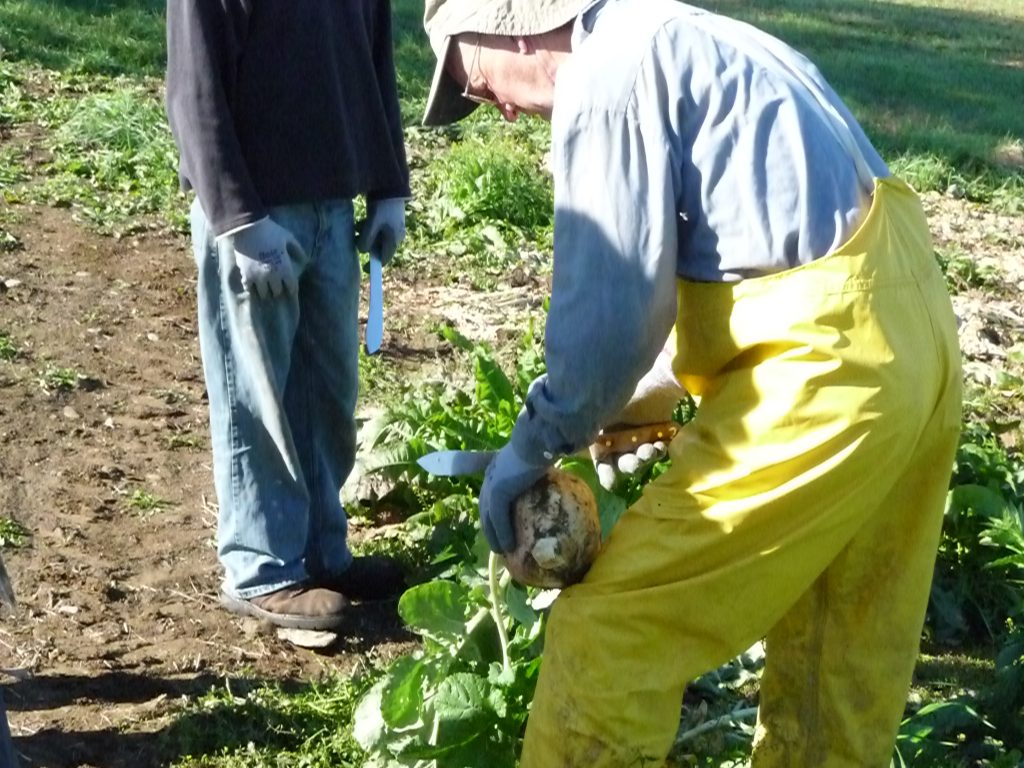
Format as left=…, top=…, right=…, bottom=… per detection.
left=947, top=484, right=1010, bottom=520
left=352, top=679, right=388, bottom=751
left=399, top=580, right=472, bottom=645
left=503, top=581, right=538, bottom=628
left=561, top=457, right=629, bottom=537
left=439, top=324, right=474, bottom=352
left=395, top=674, right=496, bottom=761
left=381, top=656, right=428, bottom=729
left=473, top=351, right=516, bottom=415
left=431, top=672, right=494, bottom=746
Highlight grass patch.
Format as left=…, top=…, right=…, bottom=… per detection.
left=696, top=0, right=1024, bottom=204
left=167, top=430, right=202, bottom=451
left=31, top=79, right=184, bottom=233
left=0, top=0, right=166, bottom=76
left=163, top=676, right=372, bottom=768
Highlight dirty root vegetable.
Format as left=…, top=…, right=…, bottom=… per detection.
left=502, top=469, right=601, bottom=589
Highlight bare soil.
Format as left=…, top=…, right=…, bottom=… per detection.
left=0, top=189, right=1021, bottom=768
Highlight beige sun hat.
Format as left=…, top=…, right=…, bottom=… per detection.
left=422, top=0, right=586, bottom=126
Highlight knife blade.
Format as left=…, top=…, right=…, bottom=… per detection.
left=365, top=249, right=383, bottom=355
left=417, top=449, right=497, bottom=477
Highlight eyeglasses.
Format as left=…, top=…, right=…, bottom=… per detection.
left=460, top=34, right=499, bottom=106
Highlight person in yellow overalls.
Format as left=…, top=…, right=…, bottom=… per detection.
left=422, top=1, right=963, bottom=765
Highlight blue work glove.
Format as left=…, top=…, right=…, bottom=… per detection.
left=356, top=197, right=406, bottom=265
left=479, top=440, right=551, bottom=553
left=226, top=217, right=302, bottom=299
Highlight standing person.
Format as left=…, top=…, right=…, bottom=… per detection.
left=422, top=1, right=963, bottom=765
left=166, top=1, right=410, bottom=632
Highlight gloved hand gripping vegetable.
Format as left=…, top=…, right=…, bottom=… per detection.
left=479, top=397, right=602, bottom=589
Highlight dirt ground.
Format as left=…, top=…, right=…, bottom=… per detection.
left=0, top=190, right=1021, bottom=768
left=0, top=200, right=545, bottom=768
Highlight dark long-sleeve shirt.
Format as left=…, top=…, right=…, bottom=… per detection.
left=166, top=0, right=411, bottom=237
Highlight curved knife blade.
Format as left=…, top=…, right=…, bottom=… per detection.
left=365, top=251, right=383, bottom=355
left=417, top=449, right=497, bottom=477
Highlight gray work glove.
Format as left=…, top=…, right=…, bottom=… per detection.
left=225, top=217, right=302, bottom=299
left=591, top=340, right=686, bottom=490
left=356, top=198, right=406, bottom=265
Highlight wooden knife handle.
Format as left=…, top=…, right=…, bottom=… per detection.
left=590, top=421, right=679, bottom=460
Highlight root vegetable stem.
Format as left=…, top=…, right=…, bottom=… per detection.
left=488, top=552, right=512, bottom=675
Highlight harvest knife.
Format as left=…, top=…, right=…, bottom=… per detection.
left=417, top=449, right=497, bottom=477
left=365, top=248, right=384, bottom=355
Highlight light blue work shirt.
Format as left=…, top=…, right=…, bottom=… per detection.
left=512, top=0, right=892, bottom=464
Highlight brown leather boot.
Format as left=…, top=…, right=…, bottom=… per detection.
left=322, top=555, right=407, bottom=602
left=220, top=584, right=348, bottom=631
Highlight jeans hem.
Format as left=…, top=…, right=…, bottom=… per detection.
left=224, top=568, right=309, bottom=601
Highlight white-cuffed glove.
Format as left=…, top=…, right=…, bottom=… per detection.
left=356, top=198, right=406, bottom=265
left=224, top=217, right=302, bottom=299
left=590, top=341, right=687, bottom=490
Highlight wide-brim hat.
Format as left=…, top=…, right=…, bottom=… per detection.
left=422, top=0, right=585, bottom=126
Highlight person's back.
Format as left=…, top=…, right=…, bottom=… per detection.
left=557, top=0, right=890, bottom=281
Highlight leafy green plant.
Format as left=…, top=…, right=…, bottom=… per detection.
left=0, top=516, right=29, bottom=549
left=38, top=364, right=80, bottom=393
left=0, top=332, right=17, bottom=362
left=0, top=145, right=29, bottom=187
left=418, top=132, right=553, bottom=253
left=127, top=488, right=171, bottom=513
left=981, top=623, right=1024, bottom=750
left=929, top=421, right=1024, bottom=645
left=354, top=558, right=544, bottom=768
left=935, top=246, right=1002, bottom=292
left=358, top=324, right=544, bottom=486
left=353, top=326, right=677, bottom=765
left=351, top=330, right=551, bottom=766
left=892, top=700, right=994, bottom=767
left=0, top=58, right=32, bottom=127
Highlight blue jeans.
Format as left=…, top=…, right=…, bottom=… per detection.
left=191, top=199, right=359, bottom=599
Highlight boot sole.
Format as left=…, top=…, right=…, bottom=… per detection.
left=219, top=590, right=345, bottom=631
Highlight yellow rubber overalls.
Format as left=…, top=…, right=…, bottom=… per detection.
left=520, top=176, right=963, bottom=767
